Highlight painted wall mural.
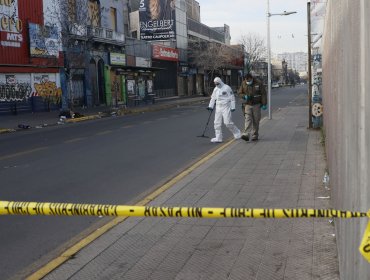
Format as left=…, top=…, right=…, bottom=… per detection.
left=311, top=51, right=323, bottom=128
left=33, top=74, right=62, bottom=104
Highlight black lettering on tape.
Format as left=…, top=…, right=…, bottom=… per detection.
left=96, top=205, right=104, bottom=216
left=283, top=209, right=290, bottom=218
left=317, top=210, right=325, bottom=218
left=238, top=208, right=246, bottom=218
left=62, top=203, right=69, bottom=216
left=175, top=208, right=182, bottom=217
left=90, top=204, right=96, bottom=215
left=363, top=244, right=370, bottom=253
left=300, top=209, right=308, bottom=217
left=4, top=202, right=10, bottom=214
left=348, top=211, right=356, bottom=218
left=103, top=205, right=109, bottom=216
left=152, top=207, right=158, bottom=216
left=195, top=207, right=202, bottom=218
left=49, top=203, right=56, bottom=215
left=160, top=207, right=167, bottom=217
left=144, top=207, right=151, bottom=217
left=130, top=209, right=134, bottom=213
left=330, top=210, right=338, bottom=218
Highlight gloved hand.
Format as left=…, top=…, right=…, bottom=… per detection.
left=261, top=105, right=267, bottom=110
left=231, top=109, right=235, bottom=112
left=206, top=107, right=213, bottom=111
left=243, top=95, right=249, bottom=101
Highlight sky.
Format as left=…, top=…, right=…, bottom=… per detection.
left=197, top=0, right=310, bottom=54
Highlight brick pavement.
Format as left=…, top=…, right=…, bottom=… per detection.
left=44, top=105, right=339, bottom=280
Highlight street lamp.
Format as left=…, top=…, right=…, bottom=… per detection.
left=267, top=0, right=297, bottom=119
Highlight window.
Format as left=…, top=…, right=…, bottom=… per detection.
left=88, top=0, right=100, bottom=27
left=110, top=7, right=117, bottom=31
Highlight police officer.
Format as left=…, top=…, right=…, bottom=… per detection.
left=237, top=73, right=267, bottom=141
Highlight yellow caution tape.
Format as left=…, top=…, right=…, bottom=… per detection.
left=359, top=221, right=370, bottom=263
left=3, top=200, right=370, bottom=262
left=0, top=201, right=368, bottom=219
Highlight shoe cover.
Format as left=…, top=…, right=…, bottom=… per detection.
left=234, top=133, right=241, bottom=139
left=211, top=137, right=222, bottom=143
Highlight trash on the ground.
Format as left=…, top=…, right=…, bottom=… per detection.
left=18, top=124, right=31, bottom=129
left=35, top=125, right=43, bottom=129
left=323, top=172, right=330, bottom=190
left=329, top=218, right=334, bottom=224
left=72, top=112, right=84, bottom=118
left=4, top=165, right=17, bottom=169
left=317, top=196, right=330, bottom=199
left=59, top=110, right=72, bottom=118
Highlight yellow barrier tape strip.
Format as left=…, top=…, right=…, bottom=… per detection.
left=0, top=201, right=367, bottom=219
left=359, top=221, right=370, bottom=263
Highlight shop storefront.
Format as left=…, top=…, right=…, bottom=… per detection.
left=151, top=45, right=179, bottom=98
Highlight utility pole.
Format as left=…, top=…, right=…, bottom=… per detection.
left=267, top=0, right=272, bottom=119
left=307, top=1, right=313, bottom=128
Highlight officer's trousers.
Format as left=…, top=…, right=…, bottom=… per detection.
left=243, top=104, right=261, bottom=138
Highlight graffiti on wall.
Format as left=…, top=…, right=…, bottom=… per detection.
left=0, top=73, right=61, bottom=104
left=0, top=75, right=32, bottom=101
left=312, top=52, right=323, bottom=127
left=33, top=75, right=62, bottom=104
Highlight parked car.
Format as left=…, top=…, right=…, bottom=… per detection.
left=272, top=82, right=280, bottom=88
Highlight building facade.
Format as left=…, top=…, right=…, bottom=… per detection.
left=0, top=0, right=64, bottom=114
left=1, top=0, right=243, bottom=113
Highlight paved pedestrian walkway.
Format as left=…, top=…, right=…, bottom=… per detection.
left=0, top=96, right=209, bottom=133
left=43, top=105, right=339, bottom=280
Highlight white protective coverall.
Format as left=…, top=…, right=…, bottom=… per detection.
left=208, top=77, right=241, bottom=143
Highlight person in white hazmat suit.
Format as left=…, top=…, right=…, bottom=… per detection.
left=206, top=77, right=241, bottom=143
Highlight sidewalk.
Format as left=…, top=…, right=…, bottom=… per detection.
left=43, top=105, right=339, bottom=280
left=0, top=96, right=209, bottom=134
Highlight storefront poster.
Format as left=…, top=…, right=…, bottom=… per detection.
left=147, top=80, right=153, bottom=93
left=127, top=80, right=136, bottom=95
left=139, top=0, right=176, bottom=41
left=29, top=23, right=59, bottom=57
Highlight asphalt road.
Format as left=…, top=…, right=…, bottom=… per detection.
left=0, top=85, right=307, bottom=279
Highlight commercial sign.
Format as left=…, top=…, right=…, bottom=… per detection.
left=152, top=45, right=178, bottom=61
left=139, top=0, right=176, bottom=41
left=109, top=53, right=126, bottom=66
left=136, top=56, right=151, bottom=67
left=0, top=0, right=23, bottom=48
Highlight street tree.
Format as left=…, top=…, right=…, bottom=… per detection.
left=43, top=0, right=90, bottom=110
left=239, top=33, right=267, bottom=74
left=188, top=41, right=240, bottom=94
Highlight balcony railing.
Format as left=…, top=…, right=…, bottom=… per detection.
left=70, top=23, right=87, bottom=37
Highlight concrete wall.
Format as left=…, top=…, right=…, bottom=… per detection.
left=322, top=1, right=370, bottom=279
